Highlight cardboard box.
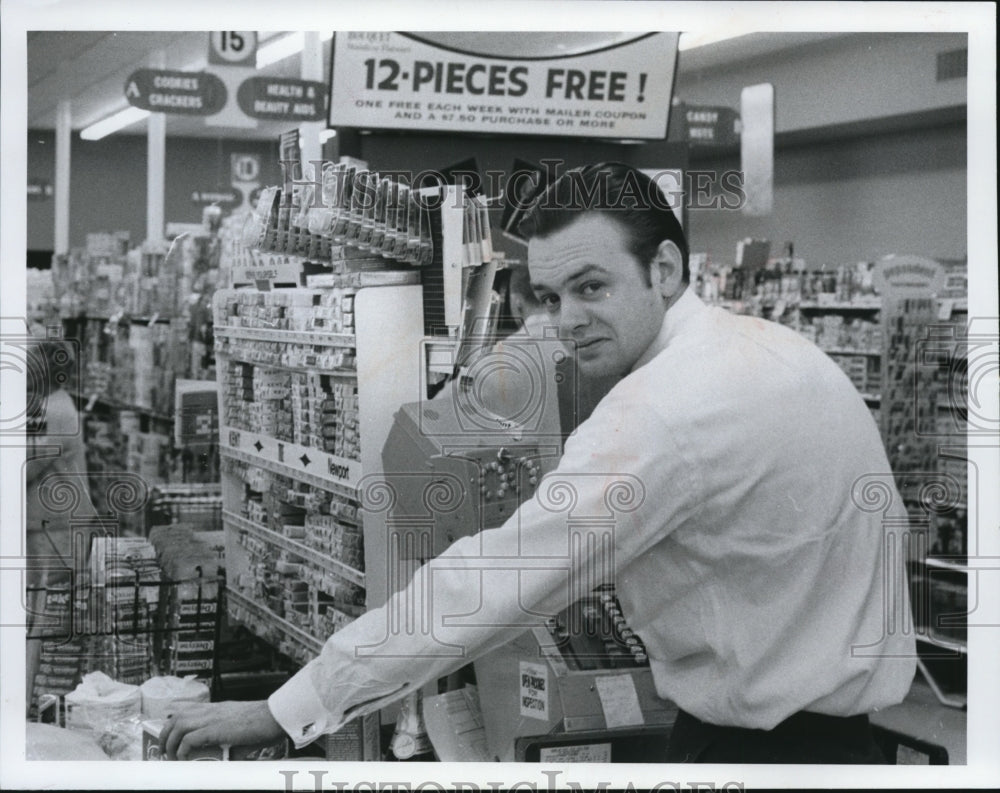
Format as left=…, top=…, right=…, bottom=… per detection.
left=320, top=713, right=381, bottom=761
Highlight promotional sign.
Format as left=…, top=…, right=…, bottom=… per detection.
left=519, top=661, right=549, bottom=720
left=329, top=32, right=679, bottom=139
left=872, top=254, right=946, bottom=297
left=124, top=69, right=227, bottom=115
left=237, top=77, right=327, bottom=121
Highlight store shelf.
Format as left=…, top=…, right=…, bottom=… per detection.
left=230, top=255, right=311, bottom=287
left=936, top=297, right=968, bottom=316
left=798, top=300, right=882, bottom=311
left=72, top=313, right=176, bottom=325
left=224, top=510, right=365, bottom=587
left=75, top=391, right=174, bottom=422
left=916, top=632, right=967, bottom=655
left=216, top=352, right=357, bottom=379
left=219, top=427, right=361, bottom=498
left=821, top=348, right=881, bottom=357
left=226, top=588, right=324, bottom=656
left=924, top=557, right=968, bottom=573
left=861, top=393, right=881, bottom=403
left=214, top=325, right=356, bottom=348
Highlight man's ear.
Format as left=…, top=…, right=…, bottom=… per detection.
left=649, top=240, right=684, bottom=299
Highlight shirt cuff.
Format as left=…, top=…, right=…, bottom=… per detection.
left=268, top=662, right=340, bottom=749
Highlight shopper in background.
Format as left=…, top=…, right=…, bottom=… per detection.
left=161, top=163, right=916, bottom=763
left=24, top=333, right=95, bottom=710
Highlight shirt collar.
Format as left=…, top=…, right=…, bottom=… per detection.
left=630, top=287, right=707, bottom=373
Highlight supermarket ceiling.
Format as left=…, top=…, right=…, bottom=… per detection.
left=25, top=30, right=849, bottom=140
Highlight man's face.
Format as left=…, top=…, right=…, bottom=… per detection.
left=528, top=213, right=668, bottom=378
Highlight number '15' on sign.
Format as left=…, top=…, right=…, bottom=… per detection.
left=208, top=31, right=258, bottom=67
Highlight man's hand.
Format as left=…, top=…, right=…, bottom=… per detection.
left=159, top=700, right=285, bottom=760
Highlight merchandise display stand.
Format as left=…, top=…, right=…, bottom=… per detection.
left=707, top=254, right=970, bottom=710
left=214, top=280, right=422, bottom=758
left=874, top=258, right=968, bottom=709
left=54, top=229, right=223, bottom=516
left=212, top=165, right=482, bottom=758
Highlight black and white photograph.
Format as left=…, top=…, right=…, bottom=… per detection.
left=1, top=2, right=997, bottom=790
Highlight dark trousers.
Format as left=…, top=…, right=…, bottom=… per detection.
left=666, top=708, right=888, bottom=764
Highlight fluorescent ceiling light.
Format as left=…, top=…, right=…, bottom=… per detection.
left=678, top=31, right=755, bottom=51
left=79, top=106, right=150, bottom=140
left=257, top=31, right=333, bottom=69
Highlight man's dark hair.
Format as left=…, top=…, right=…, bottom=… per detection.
left=517, top=162, right=690, bottom=285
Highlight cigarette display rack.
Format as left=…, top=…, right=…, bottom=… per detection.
left=213, top=159, right=497, bottom=757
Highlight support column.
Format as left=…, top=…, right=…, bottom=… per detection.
left=54, top=100, right=72, bottom=255
left=299, top=32, right=324, bottom=178
left=146, top=50, right=167, bottom=245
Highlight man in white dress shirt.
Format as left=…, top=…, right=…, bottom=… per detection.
left=162, top=163, right=915, bottom=763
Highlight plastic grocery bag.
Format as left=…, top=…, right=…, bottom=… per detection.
left=64, top=671, right=142, bottom=733
left=63, top=672, right=145, bottom=759
left=26, top=722, right=108, bottom=760
left=140, top=675, right=210, bottom=720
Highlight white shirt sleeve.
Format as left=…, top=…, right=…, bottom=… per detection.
left=267, top=394, right=694, bottom=747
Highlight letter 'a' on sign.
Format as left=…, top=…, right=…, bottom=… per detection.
left=209, top=31, right=258, bottom=67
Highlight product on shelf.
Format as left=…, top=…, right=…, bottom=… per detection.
left=223, top=459, right=366, bottom=665
left=148, top=524, right=223, bottom=679
left=881, top=297, right=940, bottom=479
left=58, top=223, right=225, bottom=508
left=244, top=162, right=435, bottom=268
left=216, top=288, right=364, bottom=464
left=85, top=537, right=162, bottom=685
left=213, top=163, right=474, bottom=759
left=146, top=483, right=223, bottom=533
left=28, top=588, right=84, bottom=719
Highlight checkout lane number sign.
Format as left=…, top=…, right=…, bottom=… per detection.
left=209, top=31, right=258, bottom=67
